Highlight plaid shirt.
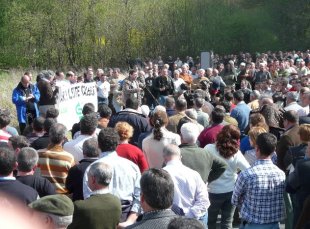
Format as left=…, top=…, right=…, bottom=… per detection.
left=232, top=159, right=286, bottom=224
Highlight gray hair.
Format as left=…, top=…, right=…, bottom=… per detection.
left=287, top=91, right=299, bottom=102
left=194, top=97, right=205, bottom=108
left=198, top=69, right=205, bottom=74
left=49, top=123, right=67, bottom=145
left=180, top=122, right=200, bottom=144
left=17, top=147, right=38, bottom=172
left=83, top=138, right=99, bottom=158
left=88, top=162, right=112, bottom=186
left=251, top=90, right=261, bottom=99
left=163, top=144, right=181, bottom=158
left=182, top=63, right=188, bottom=68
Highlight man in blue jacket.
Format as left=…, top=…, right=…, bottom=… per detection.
left=231, top=90, right=250, bottom=137
left=12, top=75, right=40, bottom=134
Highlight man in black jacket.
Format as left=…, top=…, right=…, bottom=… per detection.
left=16, top=147, right=56, bottom=197
left=153, top=68, right=174, bottom=106
left=66, top=138, right=99, bottom=201
left=108, top=98, right=151, bottom=146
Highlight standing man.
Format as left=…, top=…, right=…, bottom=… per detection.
left=64, top=113, right=98, bottom=163
left=97, top=73, right=110, bottom=106
left=163, top=144, right=209, bottom=227
left=180, top=122, right=227, bottom=183
left=83, top=128, right=141, bottom=227
left=16, top=147, right=56, bottom=197
left=154, top=68, right=175, bottom=106
left=69, top=162, right=121, bottom=229
left=253, top=62, right=271, bottom=87
left=109, top=68, right=123, bottom=113
left=66, top=138, right=99, bottom=201
left=230, top=90, right=251, bottom=137
left=276, top=110, right=300, bottom=172
left=180, top=64, right=193, bottom=87
left=122, top=69, right=142, bottom=106
left=37, top=70, right=58, bottom=118
left=232, top=133, right=286, bottom=228
left=0, top=147, right=38, bottom=204
left=126, top=168, right=176, bottom=229
left=37, top=123, right=75, bottom=194
left=12, top=75, right=40, bottom=134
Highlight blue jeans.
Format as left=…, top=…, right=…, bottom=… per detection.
left=240, top=222, right=280, bottom=229
left=199, top=212, right=208, bottom=229
left=208, top=192, right=235, bottom=229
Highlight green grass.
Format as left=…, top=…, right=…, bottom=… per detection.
left=0, top=69, right=36, bottom=128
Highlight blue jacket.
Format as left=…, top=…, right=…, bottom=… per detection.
left=12, top=82, right=40, bottom=123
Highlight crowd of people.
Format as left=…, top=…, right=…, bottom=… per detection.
left=0, top=50, right=310, bottom=229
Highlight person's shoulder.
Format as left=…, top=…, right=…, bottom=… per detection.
left=295, top=159, right=310, bottom=169
left=114, top=154, right=140, bottom=172
left=127, top=143, right=143, bottom=152
left=13, top=179, right=38, bottom=195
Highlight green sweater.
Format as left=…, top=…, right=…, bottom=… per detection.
left=69, top=193, right=122, bottom=229
left=180, top=143, right=227, bottom=183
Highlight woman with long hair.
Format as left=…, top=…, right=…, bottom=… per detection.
left=205, top=125, right=250, bottom=229
left=115, top=121, right=149, bottom=173
left=142, top=110, right=181, bottom=168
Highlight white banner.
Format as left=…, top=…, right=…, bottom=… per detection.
left=56, top=83, right=98, bottom=130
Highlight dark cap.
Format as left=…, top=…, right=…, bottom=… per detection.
left=29, top=194, right=73, bottom=216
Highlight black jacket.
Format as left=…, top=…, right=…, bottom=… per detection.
left=0, top=179, right=38, bottom=204
left=108, top=110, right=151, bottom=146
left=66, top=158, right=98, bottom=201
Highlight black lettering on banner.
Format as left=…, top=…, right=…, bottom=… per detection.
left=58, top=83, right=96, bottom=103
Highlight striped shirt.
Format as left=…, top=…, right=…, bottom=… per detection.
left=232, top=159, right=286, bottom=224
left=38, top=145, right=74, bottom=194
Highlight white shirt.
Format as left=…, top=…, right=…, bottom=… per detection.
left=284, top=101, right=307, bottom=117
left=163, top=160, right=209, bottom=218
left=73, top=128, right=101, bottom=140
left=83, top=151, right=141, bottom=213
left=97, top=80, right=110, bottom=98
left=205, top=144, right=250, bottom=193
left=142, top=128, right=181, bottom=168
left=173, top=78, right=185, bottom=93
left=55, top=79, right=70, bottom=88
left=63, top=135, right=94, bottom=163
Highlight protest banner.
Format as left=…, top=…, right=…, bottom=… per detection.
left=56, top=83, right=98, bottom=130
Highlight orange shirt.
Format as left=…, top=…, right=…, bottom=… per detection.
left=180, top=73, right=193, bottom=85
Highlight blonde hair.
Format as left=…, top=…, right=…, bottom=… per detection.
left=115, top=122, right=133, bottom=141
left=248, top=126, right=267, bottom=147
left=299, top=124, right=310, bottom=142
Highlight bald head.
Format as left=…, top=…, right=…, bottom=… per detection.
left=21, top=75, right=30, bottom=88
left=213, top=69, right=219, bottom=76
